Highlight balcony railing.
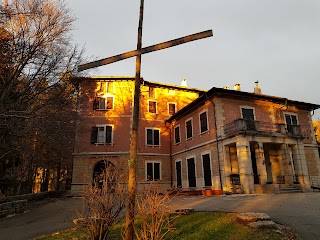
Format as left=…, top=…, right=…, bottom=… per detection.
left=223, top=119, right=303, bottom=138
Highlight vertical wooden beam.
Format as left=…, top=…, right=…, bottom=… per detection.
left=124, top=0, right=144, bottom=239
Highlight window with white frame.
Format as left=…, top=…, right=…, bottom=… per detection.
left=284, top=113, right=299, bottom=134
left=148, top=100, right=157, bottom=113
left=146, top=128, right=160, bottom=146
left=174, top=125, right=181, bottom=144
left=199, top=110, right=209, bottom=133
left=185, top=118, right=193, bottom=139
left=241, top=107, right=255, bottom=130
left=146, top=161, right=161, bottom=181
left=168, top=103, right=176, bottom=115
left=94, top=96, right=114, bottom=110
left=91, top=125, right=113, bottom=144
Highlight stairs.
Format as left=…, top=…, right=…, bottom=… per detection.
left=279, top=185, right=303, bottom=194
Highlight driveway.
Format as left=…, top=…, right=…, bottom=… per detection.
left=171, top=192, right=320, bottom=240
left=0, top=197, right=82, bottom=240
left=0, top=193, right=319, bottom=240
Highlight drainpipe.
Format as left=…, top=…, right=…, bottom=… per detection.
left=207, top=94, right=224, bottom=192
left=165, top=122, right=173, bottom=188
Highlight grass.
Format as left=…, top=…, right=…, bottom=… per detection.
left=35, top=212, right=285, bottom=240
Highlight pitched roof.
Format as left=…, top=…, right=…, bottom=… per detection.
left=166, top=86, right=320, bottom=122
left=70, top=76, right=206, bottom=93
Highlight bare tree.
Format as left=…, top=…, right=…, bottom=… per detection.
left=0, top=0, right=84, bottom=195
left=134, top=183, right=180, bottom=240
left=75, top=162, right=127, bottom=240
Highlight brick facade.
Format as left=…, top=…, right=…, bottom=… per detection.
left=71, top=77, right=320, bottom=195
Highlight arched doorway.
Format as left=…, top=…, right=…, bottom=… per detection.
left=92, top=160, right=114, bottom=188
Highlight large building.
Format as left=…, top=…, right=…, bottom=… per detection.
left=71, top=76, right=320, bottom=194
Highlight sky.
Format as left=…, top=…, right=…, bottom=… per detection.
left=67, top=0, right=320, bottom=120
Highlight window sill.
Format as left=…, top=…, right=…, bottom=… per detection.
left=145, top=145, right=161, bottom=148
left=94, top=143, right=114, bottom=146
left=186, top=137, right=193, bottom=141
left=199, top=130, right=209, bottom=135
left=174, top=142, right=181, bottom=146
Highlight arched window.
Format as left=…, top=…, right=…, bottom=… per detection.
left=92, top=160, right=114, bottom=188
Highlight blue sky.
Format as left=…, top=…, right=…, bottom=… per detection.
left=67, top=0, right=320, bottom=120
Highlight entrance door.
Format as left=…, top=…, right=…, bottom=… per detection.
left=175, top=161, right=182, bottom=188
left=187, top=157, right=196, bottom=188
left=202, top=154, right=212, bottom=187
left=241, top=108, right=255, bottom=130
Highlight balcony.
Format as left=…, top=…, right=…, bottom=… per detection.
left=223, top=118, right=303, bottom=138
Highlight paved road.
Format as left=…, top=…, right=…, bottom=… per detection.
left=0, top=197, right=82, bottom=240
left=0, top=193, right=319, bottom=240
left=171, top=192, right=320, bottom=240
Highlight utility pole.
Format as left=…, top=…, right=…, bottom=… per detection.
left=124, top=0, right=144, bottom=239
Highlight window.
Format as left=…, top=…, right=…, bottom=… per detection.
left=91, top=125, right=113, bottom=144
left=174, top=125, right=181, bottom=144
left=149, top=87, right=156, bottom=98
left=187, top=157, right=196, bottom=187
left=148, top=100, right=157, bottom=113
left=285, top=113, right=298, bottom=134
left=99, top=81, right=113, bottom=93
left=94, top=96, right=114, bottom=110
left=168, top=103, right=176, bottom=115
left=146, top=161, right=161, bottom=181
left=146, top=128, right=160, bottom=146
left=185, top=119, right=193, bottom=139
left=202, top=153, right=212, bottom=187
left=241, top=107, right=255, bottom=130
left=199, top=111, right=208, bottom=133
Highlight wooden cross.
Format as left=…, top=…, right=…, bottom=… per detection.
left=77, top=1, right=213, bottom=240
left=78, top=29, right=213, bottom=71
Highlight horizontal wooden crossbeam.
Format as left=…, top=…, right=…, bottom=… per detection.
left=78, top=30, right=213, bottom=71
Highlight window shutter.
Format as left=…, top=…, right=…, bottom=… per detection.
left=106, top=97, right=113, bottom=109
left=200, top=112, right=208, bottom=132
left=291, top=115, right=298, bottom=125
left=154, top=163, right=160, bottom=180
left=93, top=98, right=99, bottom=110
left=169, top=103, right=176, bottom=115
left=91, top=127, right=98, bottom=144
left=186, top=120, right=192, bottom=139
left=154, top=130, right=160, bottom=145
left=147, top=129, right=153, bottom=145
left=174, top=127, right=180, bottom=144
left=105, top=126, right=112, bottom=144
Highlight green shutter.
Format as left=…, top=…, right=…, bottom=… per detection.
left=91, top=127, right=98, bottom=144
left=105, top=126, right=112, bottom=144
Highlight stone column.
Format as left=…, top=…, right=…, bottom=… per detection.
left=223, top=144, right=232, bottom=189
left=236, top=136, right=254, bottom=193
left=292, top=141, right=310, bottom=188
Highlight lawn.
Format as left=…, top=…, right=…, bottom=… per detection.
left=36, top=212, right=285, bottom=240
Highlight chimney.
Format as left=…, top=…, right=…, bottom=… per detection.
left=254, top=80, right=262, bottom=94
left=223, top=86, right=230, bottom=90
left=181, top=78, right=187, bottom=87
left=234, top=83, right=241, bottom=91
